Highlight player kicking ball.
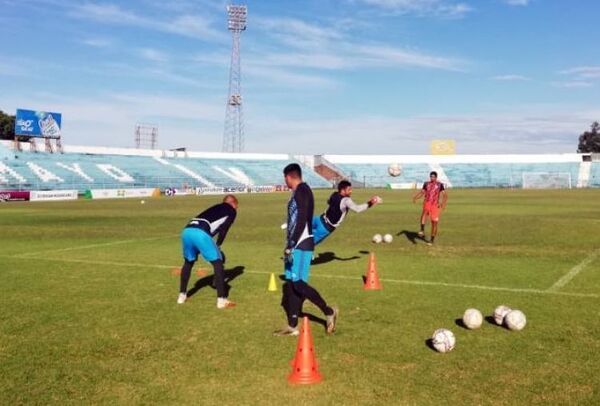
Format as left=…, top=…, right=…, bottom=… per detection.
left=312, top=180, right=381, bottom=245
left=275, top=163, right=338, bottom=336
left=177, top=194, right=238, bottom=309
left=412, top=171, right=448, bottom=246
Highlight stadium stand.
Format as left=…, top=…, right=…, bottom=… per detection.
left=323, top=154, right=600, bottom=188
left=2, top=141, right=599, bottom=192
left=0, top=142, right=330, bottom=192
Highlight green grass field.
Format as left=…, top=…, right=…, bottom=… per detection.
left=1, top=189, right=599, bottom=405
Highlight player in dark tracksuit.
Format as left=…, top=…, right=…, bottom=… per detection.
left=178, top=194, right=238, bottom=309
left=312, top=180, right=381, bottom=245
left=274, top=163, right=338, bottom=336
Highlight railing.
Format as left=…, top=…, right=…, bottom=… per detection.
left=1, top=176, right=334, bottom=192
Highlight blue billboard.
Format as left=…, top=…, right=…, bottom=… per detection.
left=15, top=109, right=62, bottom=138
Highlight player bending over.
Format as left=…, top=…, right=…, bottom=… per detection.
left=412, top=171, right=448, bottom=246
left=313, top=180, right=381, bottom=245
left=177, top=194, right=238, bottom=309
left=275, top=163, right=338, bottom=336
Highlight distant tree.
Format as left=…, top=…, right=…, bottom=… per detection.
left=0, top=110, right=16, bottom=140
left=578, top=121, right=600, bottom=153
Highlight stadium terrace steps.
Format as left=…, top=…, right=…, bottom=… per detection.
left=0, top=144, right=331, bottom=192
left=324, top=154, right=600, bottom=188
left=1, top=142, right=598, bottom=191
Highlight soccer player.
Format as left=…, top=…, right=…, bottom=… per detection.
left=313, top=180, right=380, bottom=245
left=275, top=163, right=338, bottom=336
left=177, top=194, right=238, bottom=309
left=412, top=171, right=448, bottom=245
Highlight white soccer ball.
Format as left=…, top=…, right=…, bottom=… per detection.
left=505, top=310, right=527, bottom=331
left=388, top=163, right=402, bottom=177
left=372, top=234, right=383, bottom=244
left=140, top=200, right=146, bottom=204
left=431, top=328, right=455, bottom=353
left=493, top=305, right=512, bottom=326
left=462, top=308, right=483, bottom=330
left=383, top=234, right=393, bottom=243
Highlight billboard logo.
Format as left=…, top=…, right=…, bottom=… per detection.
left=15, top=109, right=62, bottom=138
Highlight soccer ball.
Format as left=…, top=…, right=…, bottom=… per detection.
left=431, top=328, right=455, bottom=353
left=493, top=305, right=512, bottom=326
left=505, top=310, right=527, bottom=331
left=383, top=234, right=393, bottom=243
left=372, top=234, right=383, bottom=244
left=462, top=308, right=483, bottom=330
left=388, top=163, right=402, bottom=177
left=140, top=200, right=146, bottom=204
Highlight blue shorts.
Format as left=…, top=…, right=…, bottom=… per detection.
left=312, top=216, right=332, bottom=245
left=284, top=249, right=314, bottom=283
left=181, top=227, right=222, bottom=263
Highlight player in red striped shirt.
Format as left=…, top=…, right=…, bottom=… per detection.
left=412, top=171, right=448, bottom=245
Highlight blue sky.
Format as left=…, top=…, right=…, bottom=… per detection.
left=1, top=0, right=599, bottom=154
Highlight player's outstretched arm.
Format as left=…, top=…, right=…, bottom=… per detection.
left=343, top=197, right=370, bottom=213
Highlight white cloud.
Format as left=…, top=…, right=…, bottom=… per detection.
left=138, top=48, right=168, bottom=63
left=551, top=81, right=594, bottom=89
left=70, top=3, right=224, bottom=42
left=252, top=17, right=466, bottom=72
left=80, top=38, right=113, bottom=48
left=245, top=108, right=598, bottom=154
left=355, top=0, right=472, bottom=18
left=503, top=0, right=530, bottom=6
left=492, top=74, right=529, bottom=81
left=560, top=66, right=600, bottom=79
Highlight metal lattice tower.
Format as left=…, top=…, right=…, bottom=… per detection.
left=135, top=123, right=158, bottom=150
left=222, top=4, right=247, bottom=153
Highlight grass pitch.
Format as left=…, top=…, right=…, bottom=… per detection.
left=1, top=189, right=599, bottom=405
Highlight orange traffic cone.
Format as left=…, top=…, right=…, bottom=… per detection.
left=288, top=317, right=322, bottom=385
left=363, top=252, right=382, bottom=290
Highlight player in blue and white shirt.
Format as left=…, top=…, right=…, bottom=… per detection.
left=274, top=163, right=338, bottom=337
left=313, top=180, right=381, bottom=245
left=177, top=194, right=238, bottom=309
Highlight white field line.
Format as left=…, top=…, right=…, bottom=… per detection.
left=548, top=248, right=600, bottom=292
left=16, top=235, right=179, bottom=258
left=6, top=255, right=599, bottom=299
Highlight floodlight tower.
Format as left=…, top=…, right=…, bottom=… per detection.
left=222, top=4, right=247, bottom=153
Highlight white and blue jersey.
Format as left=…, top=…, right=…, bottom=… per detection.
left=285, top=182, right=314, bottom=282
left=182, top=203, right=236, bottom=263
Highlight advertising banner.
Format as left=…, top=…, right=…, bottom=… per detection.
left=30, top=190, right=78, bottom=201
left=386, top=182, right=417, bottom=190
left=195, top=186, right=248, bottom=196
left=164, top=187, right=195, bottom=197
left=0, top=190, right=30, bottom=201
left=15, top=109, right=62, bottom=138
left=86, top=188, right=160, bottom=199
left=430, top=139, right=456, bottom=155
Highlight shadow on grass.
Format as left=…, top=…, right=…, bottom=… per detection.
left=454, top=318, right=468, bottom=329
left=397, top=230, right=427, bottom=245
left=312, top=251, right=361, bottom=266
left=186, top=266, right=245, bottom=298
left=301, top=312, right=327, bottom=330
left=425, top=338, right=437, bottom=352
left=484, top=315, right=508, bottom=329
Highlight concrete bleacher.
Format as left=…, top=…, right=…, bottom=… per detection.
left=0, top=142, right=330, bottom=192
left=2, top=141, right=599, bottom=192
left=324, top=154, right=599, bottom=188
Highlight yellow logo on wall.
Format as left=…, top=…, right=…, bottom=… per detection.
left=431, top=140, right=456, bottom=155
